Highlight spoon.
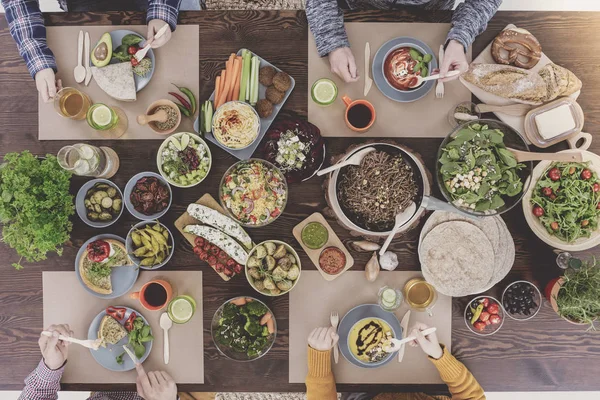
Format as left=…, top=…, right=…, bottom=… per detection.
left=383, top=327, right=437, bottom=353
left=410, top=70, right=460, bottom=88
left=160, top=312, right=172, bottom=364
left=134, top=24, right=170, bottom=62
left=379, top=203, right=417, bottom=255
left=137, top=110, right=168, bottom=125
left=508, top=148, right=583, bottom=163
left=41, top=331, right=102, bottom=350
left=73, top=30, right=86, bottom=84
left=317, top=147, right=375, bottom=176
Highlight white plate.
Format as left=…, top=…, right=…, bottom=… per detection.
left=522, top=149, right=600, bottom=251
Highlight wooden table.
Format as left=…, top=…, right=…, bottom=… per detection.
left=1, top=9, right=600, bottom=395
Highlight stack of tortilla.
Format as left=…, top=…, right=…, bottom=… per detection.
left=418, top=211, right=515, bottom=297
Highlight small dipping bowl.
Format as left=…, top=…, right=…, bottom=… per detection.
left=139, top=99, right=182, bottom=135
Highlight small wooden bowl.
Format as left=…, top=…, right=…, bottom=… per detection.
left=139, top=99, right=181, bottom=135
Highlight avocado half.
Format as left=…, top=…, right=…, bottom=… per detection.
left=92, top=33, right=112, bottom=67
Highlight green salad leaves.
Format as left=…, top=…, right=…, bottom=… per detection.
left=531, top=162, right=600, bottom=242
left=0, top=151, right=74, bottom=269
left=214, top=301, right=272, bottom=358
left=439, top=123, right=525, bottom=212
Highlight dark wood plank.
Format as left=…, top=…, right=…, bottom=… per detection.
left=0, top=9, right=600, bottom=394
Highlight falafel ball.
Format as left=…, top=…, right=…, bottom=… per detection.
left=272, top=72, right=292, bottom=92
left=255, top=99, right=274, bottom=118
left=265, top=86, right=286, bottom=105
left=259, top=66, right=276, bottom=86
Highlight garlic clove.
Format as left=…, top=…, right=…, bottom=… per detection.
left=365, top=251, right=381, bottom=282
left=350, top=240, right=381, bottom=253
left=380, top=251, right=399, bottom=271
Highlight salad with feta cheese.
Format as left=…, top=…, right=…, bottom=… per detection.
left=157, top=133, right=211, bottom=187
left=261, top=119, right=325, bottom=183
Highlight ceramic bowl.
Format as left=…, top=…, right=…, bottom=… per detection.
left=124, top=172, right=172, bottom=220
left=140, top=99, right=182, bottom=135
left=245, top=240, right=302, bottom=297
left=126, top=220, right=174, bottom=270
left=76, top=179, right=124, bottom=228
left=156, top=132, right=212, bottom=188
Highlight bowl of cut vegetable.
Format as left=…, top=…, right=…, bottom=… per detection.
left=211, top=297, right=276, bottom=362
left=437, top=119, right=532, bottom=216
left=523, top=150, right=600, bottom=251
left=76, top=179, right=124, bottom=228
left=157, top=132, right=211, bottom=188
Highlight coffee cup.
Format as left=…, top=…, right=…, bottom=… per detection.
left=342, top=96, right=376, bottom=133
left=130, top=279, right=173, bottom=311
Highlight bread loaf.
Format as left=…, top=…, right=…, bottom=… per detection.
left=462, top=63, right=581, bottom=105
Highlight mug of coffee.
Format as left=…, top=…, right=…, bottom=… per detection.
left=342, top=96, right=376, bottom=133
left=404, top=278, right=438, bottom=317
left=130, top=279, right=173, bottom=311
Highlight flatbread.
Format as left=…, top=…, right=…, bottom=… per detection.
left=420, top=221, right=495, bottom=296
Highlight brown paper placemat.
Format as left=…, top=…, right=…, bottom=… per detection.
left=40, top=25, right=199, bottom=140
left=308, top=23, right=472, bottom=137
left=43, top=271, right=204, bottom=384
left=289, top=271, right=451, bottom=384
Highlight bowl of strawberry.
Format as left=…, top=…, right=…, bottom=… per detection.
left=464, top=296, right=504, bottom=336
left=192, top=236, right=244, bottom=279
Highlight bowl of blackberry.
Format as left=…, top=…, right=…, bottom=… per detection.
left=502, top=280, right=542, bottom=321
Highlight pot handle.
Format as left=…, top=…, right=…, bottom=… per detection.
left=342, top=95, right=353, bottom=108
left=422, top=196, right=479, bottom=221
left=567, top=131, right=592, bottom=151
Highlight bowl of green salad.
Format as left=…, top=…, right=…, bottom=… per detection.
left=437, top=119, right=532, bottom=216
left=156, top=132, right=211, bottom=188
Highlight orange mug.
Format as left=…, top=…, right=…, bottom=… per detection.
left=130, top=279, right=173, bottom=311
left=342, top=95, right=376, bottom=133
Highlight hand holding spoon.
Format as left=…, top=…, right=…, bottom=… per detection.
left=383, top=327, right=437, bottom=353
left=410, top=70, right=461, bottom=88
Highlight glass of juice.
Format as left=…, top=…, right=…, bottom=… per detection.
left=167, top=295, right=197, bottom=324
left=54, top=87, right=91, bottom=120
left=404, top=278, right=438, bottom=317
left=87, top=103, right=128, bottom=138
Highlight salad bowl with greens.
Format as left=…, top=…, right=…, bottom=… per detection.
left=437, top=120, right=531, bottom=216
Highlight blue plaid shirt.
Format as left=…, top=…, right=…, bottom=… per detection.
left=1, top=0, right=182, bottom=78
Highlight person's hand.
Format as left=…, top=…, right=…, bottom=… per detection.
left=39, top=324, right=73, bottom=370
left=35, top=68, right=62, bottom=103
left=308, top=327, right=339, bottom=351
left=136, top=364, right=177, bottom=400
left=146, top=19, right=172, bottom=49
left=328, top=47, right=359, bottom=83
left=408, top=322, right=443, bottom=360
left=439, top=40, right=469, bottom=82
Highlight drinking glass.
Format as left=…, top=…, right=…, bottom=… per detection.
left=87, top=103, right=128, bottom=138
left=57, top=143, right=120, bottom=178
left=53, top=87, right=91, bottom=120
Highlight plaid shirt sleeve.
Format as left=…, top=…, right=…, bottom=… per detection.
left=147, top=0, right=182, bottom=32
left=1, top=0, right=57, bottom=79
left=18, top=359, right=64, bottom=400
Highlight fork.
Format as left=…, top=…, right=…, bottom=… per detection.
left=435, top=45, right=445, bottom=99
left=41, top=331, right=103, bottom=350
left=330, top=311, right=339, bottom=364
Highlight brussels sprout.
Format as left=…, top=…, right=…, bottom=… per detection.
left=273, top=244, right=287, bottom=259
left=253, top=280, right=265, bottom=291
left=263, top=277, right=276, bottom=290
left=286, top=253, right=297, bottom=265
left=112, top=199, right=122, bottom=212
left=107, top=187, right=117, bottom=197
left=264, top=242, right=277, bottom=256
left=254, top=245, right=267, bottom=259
left=247, top=256, right=261, bottom=268
left=270, top=288, right=282, bottom=295
left=272, top=266, right=288, bottom=281
left=248, top=267, right=263, bottom=280
left=99, top=212, right=113, bottom=221
left=277, top=256, right=292, bottom=270
left=265, top=256, right=276, bottom=271
left=276, top=279, right=293, bottom=292
left=87, top=212, right=99, bottom=221
left=287, top=265, right=300, bottom=281
left=101, top=197, right=113, bottom=209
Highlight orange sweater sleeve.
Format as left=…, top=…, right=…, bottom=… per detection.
left=429, top=345, right=486, bottom=400
left=305, top=347, right=337, bottom=400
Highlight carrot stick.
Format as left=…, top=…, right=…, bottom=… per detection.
left=214, top=75, right=221, bottom=106
left=218, top=65, right=234, bottom=106
left=216, top=70, right=226, bottom=108
left=229, top=58, right=242, bottom=101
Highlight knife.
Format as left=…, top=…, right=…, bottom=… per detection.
left=398, top=310, right=411, bottom=362
left=363, top=42, right=373, bottom=97
left=84, top=32, right=92, bottom=86
left=122, top=345, right=140, bottom=366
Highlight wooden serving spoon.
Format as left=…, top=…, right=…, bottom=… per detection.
left=41, top=331, right=103, bottom=350
left=508, top=148, right=583, bottom=163
left=477, top=103, right=533, bottom=117
left=137, top=110, right=168, bottom=126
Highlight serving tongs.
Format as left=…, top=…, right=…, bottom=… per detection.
left=382, top=327, right=437, bottom=353
left=41, top=331, right=103, bottom=350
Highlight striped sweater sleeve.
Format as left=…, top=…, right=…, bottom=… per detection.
left=306, top=0, right=350, bottom=57
left=447, top=0, right=502, bottom=49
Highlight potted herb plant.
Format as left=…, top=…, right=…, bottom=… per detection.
left=548, top=258, right=600, bottom=329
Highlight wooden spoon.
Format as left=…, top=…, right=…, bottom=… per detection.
left=477, top=103, right=533, bottom=116
left=508, top=148, right=583, bottom=163
left=137, top=110, right=168, bottom=126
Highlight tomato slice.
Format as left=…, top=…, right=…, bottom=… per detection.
left=106, top=306, right=126, bottom=320
left=124, top=312, right=137, bottom=332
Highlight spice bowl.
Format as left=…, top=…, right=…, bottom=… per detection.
left=140, top=99, right=181, bottom=135
left=502, top=280, right=542, bottom=321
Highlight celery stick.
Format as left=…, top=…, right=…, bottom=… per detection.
left=249, top=55, right=257, bottom=105
left=239, top=50, right=250, bottom=101
left=205, top=101, right=213, bottom=133
left=199, top=102, right=205, bottom=133
left=244, top=51, right=251, bottom=102
left=250, top=56, right=260, bottom=105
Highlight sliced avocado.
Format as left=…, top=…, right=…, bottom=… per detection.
left=92, top=33, right=112, bottom=67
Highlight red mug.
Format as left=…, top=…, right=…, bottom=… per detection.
left=130, top=279, right=173, bottom=311
left=342, top=95, right=376, bottom=133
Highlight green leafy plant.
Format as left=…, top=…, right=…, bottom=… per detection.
left=0, top=151, right=74, bottom=269
left=555, top=258, right=600, bottom=330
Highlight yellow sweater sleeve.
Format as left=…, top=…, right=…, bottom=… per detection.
left=305, top=347, right=337, bottom=400
left=429, top=346, right=486, bottom=400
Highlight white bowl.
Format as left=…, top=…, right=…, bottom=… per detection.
left=156, top=132, right=212, bottom=188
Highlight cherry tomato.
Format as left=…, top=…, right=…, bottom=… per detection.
left=127, top=45, right=138, bottom=55
left=487, top=303, right=500, bottom=314
left=548, top=167, right=561, bottom=181
left=485, top=320, right=492, bottom=326
left=473, top=322, right=486, bottom=332
left=593, top=183, right=600, bottom=192
left=597, top=203, right=600, bottom=210
left=532, top=205, right=544, bottom=217
left=549, top=193, right=557, bottom=201
left=551, top=221, right=559, bottom=231
left=481, top=298, right=490, bottom=308
left=581, top=169, right=592, bottom=180
left=542, top=187, right=553, bottom=197
left=582, top=219, right=589, bottom=227
left=490, top=314, right=502, bottom=324
left=131, top=57, right=139, bottom=66
left=479, top=311, right=491, bottom=322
